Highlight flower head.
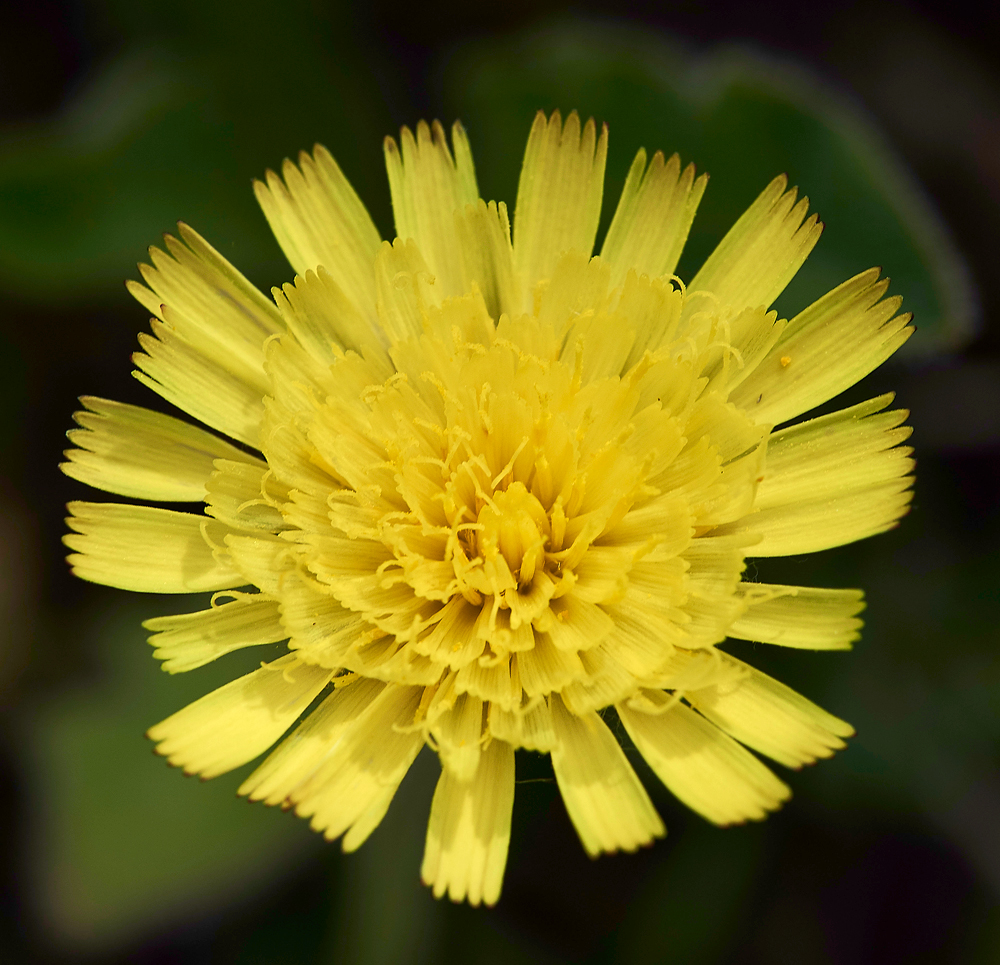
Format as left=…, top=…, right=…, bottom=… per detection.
left=62, top=110, right=914, bottom=906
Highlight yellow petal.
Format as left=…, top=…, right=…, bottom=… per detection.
left=748, top=480, right=912, bottom=558
left=730, top=268, right=913, bottom=425
left=455, top=653, right=522, bottom=711
left=730, top=583, right=865, bottom=650
left=64, top=502, right=241, bottom=593
left=374, top=238, right=443, bottom=344
left=289, top=683, right=425, bottom=847
left=614, top=272, right=684, bottom=373
left=205, top=459, right=287, bottom=533
left=127, top=224, right=282, bottom=377
left=280, top=570, right=369, bottom=669
left=238, top=677, right=386, bottom=805
left=686, top=175, right=822, bottom=318
left=147, top=654, right=333, bottom=778
left=133, top=318, right=265, bottom=447
left=61, top=396, right=256, bottom=501
left=412, top=596, right=484, bottom=669
left=601, top=149, right=707, bottom=289
left=535, top=248, right=611, bottom=336
left=253, top=145, right=382, bottom=320
left=431, top=692, right=485, bottom=781
left=560, top=643, right=639, bottom=716
left=698, top=308, right=786, bottom=398
left=724, top=394, right=915, bottom=556
left=685, top=653, right=853, bottom=769
left=225, top=532, right=296, bottom=595
left=421, top=738, right=514, bottom=907
left=385, top=120, right=479, bottom=297
left=145, top=594, right=286, bottom=673
left=487, top=699, right=557, bottom=752
left=538, top=595, right=615, bottom=653
left=454, top=199, right=519, bottom=320
left=550, top=694, right=664, bottom=856
left=513, top=110, right=608, bottom=305
left=618, top=697, right=790, bottom=824
left=519, top=633, right=587, bottom=698
left=272, top=268, right=391, bottom=369
left=259, top=400, right=343, bottom=498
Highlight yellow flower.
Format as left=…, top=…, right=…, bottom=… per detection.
left=62, top=110, right=914, bottom=906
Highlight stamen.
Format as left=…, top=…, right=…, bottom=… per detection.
left=420, top=370, right=460, bottom=407
left=491, top=435, right=530, bottom=489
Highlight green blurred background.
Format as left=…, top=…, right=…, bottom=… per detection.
left=2, top=1, right=1000, bottom=962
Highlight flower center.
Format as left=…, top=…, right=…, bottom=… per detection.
left=476, top=483, right=549, bottom=587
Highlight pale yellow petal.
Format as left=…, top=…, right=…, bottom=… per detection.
left=549, top=695, right=664, bottom=856
left=385, top=120, right=479, bottom=297
left=127, top=224, right=282, bottom=379
left=205, top=460, right=287, bottom=533
left=536, top=595, right=615, bottom=653
left=374, top=238, right=444, bottom=344
left=253, top=145, right=382, bottom=319
left=729, top=268, right=914, bottom=425
left=290, top=683, right=425, bottom=847
left=238, top=677, right=386, bottom=805
left=225, top=533, right=297, bottom=595
left=685, top=653, right=853, bottom=769
left=558, top=642, right=641, bottom=716
left=742, top=481, right=912, bottom=558
left=260, top=399, right=344, bottom=498
left=421, top=738, right=514, bottom=907
left=615, top=272, right=684, bottom=372
left=340, top=790, right=397, bottom=854
left=145, top=594, right=286, bottom=673
left=487, top=699, right=557, bottom=752
left=601, top=149, right=707, bottom=289
left=61, top=396, right=257, bottom=501
left=454, top=199, right=519, bottom=320
left=698, top=307, right=786, bottom=398
left=686, top=175, right=822, bottom=318
left=636, top=647, right=741, bottom=696
left=421, top=288, right=497, bottom=359
left=519, top=633, right=587, bottom=698
left=722, top=394, right=914, bottom=556
left=64, top=502, right=241, bottom=593
left=455, top=653, right=521, bottom=711
left=133, top=318, right=265, bottom=447
left=535, top=249, right=611, bottom=336
left=272, top=268, right=391, bottom=369
left=618, top=697, right=790, bottom=824
left=730, top=583, right=865, bottom=650
left=280, top=570, right=369, bottom=669
left=430, top=692, right=485, bottom=781
left=560, top=307, right=635, bottom=384
left=513, top=110, right=608, bottom=303
left=147, top=654, right=333, bottom=778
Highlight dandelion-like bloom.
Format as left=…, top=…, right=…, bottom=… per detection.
left=62, top=111, right=914, bottom=906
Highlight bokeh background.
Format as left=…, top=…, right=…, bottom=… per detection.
left=2, top=1, right=999, bottom=962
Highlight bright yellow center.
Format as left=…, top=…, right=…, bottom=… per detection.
left=475, top=482, right=549, bottom=587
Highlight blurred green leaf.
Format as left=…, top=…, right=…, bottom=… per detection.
left=0, top=0, right=396, bottom=304
left=441, top=20, right=976, bottom=358
left=21, top=594, right=322, bottom=952
left=613, top=820, right=765, bottom=964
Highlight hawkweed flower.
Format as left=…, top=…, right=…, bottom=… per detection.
left=62, top=110, right=914, bottom=906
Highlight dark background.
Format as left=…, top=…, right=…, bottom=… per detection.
left=2, top=1, right=999, bottom=962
